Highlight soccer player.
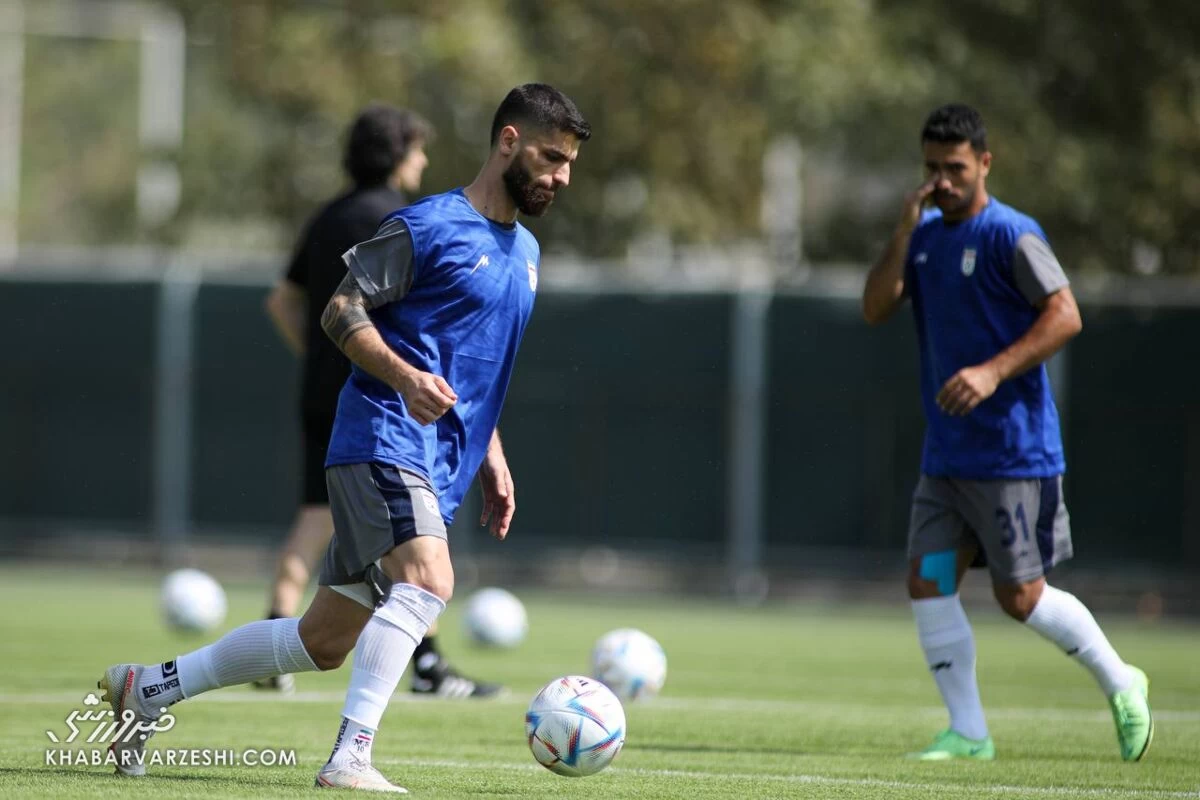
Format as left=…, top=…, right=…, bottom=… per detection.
left=99, top=83, right=590, bottom=791
left=258, top=103, right=501, bottom=700
left=862, top=103, right=1152, bottom=762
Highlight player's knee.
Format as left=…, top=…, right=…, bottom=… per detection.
left=381, top=543, right=454, bottom=603
left=906, top=571, right=940, bottom=599
left=908, top=551, right=958, bottom=598
left=410, top=573, right=453, bottom=604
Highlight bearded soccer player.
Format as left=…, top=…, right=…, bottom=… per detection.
left=862, top=103, right=1152, bottom=762
left=257, top=104, right=501, bottom=700
left=99, top=83, right=590, bottom=791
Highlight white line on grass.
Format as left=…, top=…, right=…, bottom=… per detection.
left=8, top=691, right=1199, bottom=722
left=373, top=756, right=1200, bottom=799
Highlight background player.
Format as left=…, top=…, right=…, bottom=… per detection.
left=861, top=103, right=1153, bottom=762
left=260, top=103, right=501, bottom=699
left=99, top=83, right=590, bottom=791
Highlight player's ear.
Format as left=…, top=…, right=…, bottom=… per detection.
left=978, top=150, right=992, bottom=178
left=497, top=125, right=520, bottom=157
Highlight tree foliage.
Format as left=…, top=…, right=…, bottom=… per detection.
left=16, top=0, right=1200, bottom=274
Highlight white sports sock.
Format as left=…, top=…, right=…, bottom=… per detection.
left=172, top=618, right=317, bottom=701
left=328, top=583, right=445, bottom=766
left=135, top=659, right=183, bottom=711
left=1025, top=584, right=1133, bottom=695
left=913, top=594, right=989, bottom=741
left=326, top=718, right=376, bottom=767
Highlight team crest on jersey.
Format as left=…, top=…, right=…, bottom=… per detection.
left=961, top=248, right=977, bottom=276
left=527, top=260, right=538, bottom=291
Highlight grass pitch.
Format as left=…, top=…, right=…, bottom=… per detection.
left=0, top=564, right=1197, bottom=798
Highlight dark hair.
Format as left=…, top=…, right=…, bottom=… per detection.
left=342, top=105, right=434, bottom=186
left=489, top=83, right=591, bottom=146
left=921, top=103, right=987, bottom=153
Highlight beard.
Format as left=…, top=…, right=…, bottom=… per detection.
left=935, top=185, right=973, bottom=216
left=502, top=156, right=556, bottom=217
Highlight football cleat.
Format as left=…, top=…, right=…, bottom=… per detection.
left=1110, top=665, right=1153, bottom=761
left=410, top=659, right=504, bottom=700
left=908, top=728, right=996, bottom=761
left=97, top=664, right=163, bottom=777
left=315, top=756, right=408, bottom=793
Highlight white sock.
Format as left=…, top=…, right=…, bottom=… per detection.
left=913, top=595, right=989, bottom=740
left=327, top=718, right=376, bottom=766
left=134, top=659, right=183, bottom=712
left=1025, top=584, right=1133, bottom=695
left=172, top=618, right=318, bottom=701
left=328, top=583, right=445, bottom=766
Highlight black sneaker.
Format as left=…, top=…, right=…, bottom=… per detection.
left=251, top=674, right=295, bottom=694
left=410, top=660, right=504, bottom=699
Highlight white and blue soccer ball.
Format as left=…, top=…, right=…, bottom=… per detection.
left=462, top=587, right=528, bottom=648
left=161, top=568, right=227, bottom=633
left=525, top=675, right=626, bottom=777
left=591, top=628, right=667, bottom=702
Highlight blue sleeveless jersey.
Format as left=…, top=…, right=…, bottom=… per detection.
left=326, top=189, right=540, bottom=522
left=905, top=199, right=1066, bottom=479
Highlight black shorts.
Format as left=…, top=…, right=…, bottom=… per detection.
left=302, top=413, right=334, bottom=505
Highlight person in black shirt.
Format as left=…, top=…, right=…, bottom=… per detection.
left=259, top=104, right=502, bottom=699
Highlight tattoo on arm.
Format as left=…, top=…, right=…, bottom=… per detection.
left=320, top=273, right=374, bottom=350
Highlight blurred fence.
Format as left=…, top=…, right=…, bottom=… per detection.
left=2, top=264, right=1198, bottom=597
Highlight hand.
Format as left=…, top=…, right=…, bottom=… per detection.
left=398, top=371, right=457, bottom=426
left=936, top=364, right=1001, bottom=416
left=898, top=181, right=936, bottom=233
left=478, top=450, right=515, bottom=540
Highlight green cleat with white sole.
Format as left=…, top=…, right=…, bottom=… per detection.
left=909, top=728, right=995, bottom=761
left=1110, top=665, right=1153, bottom=761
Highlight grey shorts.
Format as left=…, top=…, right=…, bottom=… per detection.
left=318, top=463, right=448, bottom=595
left=907, top=474, right=1073, bottom=584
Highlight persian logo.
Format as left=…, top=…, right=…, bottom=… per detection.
left=527, top=260, right=538, bottom=291
left=46, top=693, right=176, bottom=744
left=961, top=248, right=977, bottom=276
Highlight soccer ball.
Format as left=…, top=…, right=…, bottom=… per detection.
left=525, top=675, right=626, bottom=777
left=462, top=587, right=527, bottom=648
left=161, top=568, right=227, bottom=633
left=591, top=628, right=667, bottom=702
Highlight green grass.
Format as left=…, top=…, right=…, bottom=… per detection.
left=0, top=565, right=1197, bottom=798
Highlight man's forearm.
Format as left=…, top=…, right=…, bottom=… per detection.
left=862, top=227, right=911, bottom=324
left=321, top=274, right=415, bottom=393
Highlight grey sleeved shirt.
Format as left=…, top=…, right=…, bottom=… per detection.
left=1012, top=232, right=1069, bottom=306
left=341, top=217, right=417, bottom=310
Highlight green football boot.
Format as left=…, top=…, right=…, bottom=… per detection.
left=909, top=728, right=996, bottom=761
left=1109, top=665, right=1153, bottom=761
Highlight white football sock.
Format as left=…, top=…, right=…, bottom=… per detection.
left=172, top=617, right=317, bottom=701
left=328, top=583, right=444, bottom=766
left=1025, top=584, right=1133, bottom=695
left=135, top=659, right=183, bottom=711
left=913, top=594, right=989, bottom=740
left=326, top=718, right=376, bottom=767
